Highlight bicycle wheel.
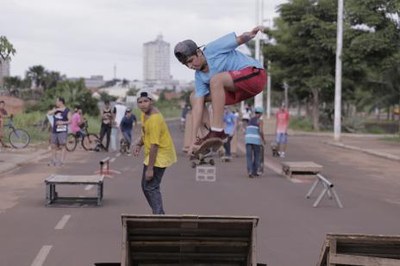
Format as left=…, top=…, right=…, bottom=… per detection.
left=9, top=129, right=30, bottom=149
left=65, top=133, right=78, bottom=152
left=82, top=133, right=99, bottom=151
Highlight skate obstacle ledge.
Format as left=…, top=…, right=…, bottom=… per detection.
left=281, top=161, right=323, bottom=179
left=317, top=233, right=400, bottom=266
left=120, top=214, right=263, bottom=266
left=45, top=174, right=104, bottom=206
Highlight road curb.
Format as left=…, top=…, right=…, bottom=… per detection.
left=324, top=141, right=400, bottom=162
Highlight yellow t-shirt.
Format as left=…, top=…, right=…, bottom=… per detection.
left=141, top=112, right=177, bottom=168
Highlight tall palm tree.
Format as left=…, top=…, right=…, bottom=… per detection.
left=26, top=65, right=46, bottom=89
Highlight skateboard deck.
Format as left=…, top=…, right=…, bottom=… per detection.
left=190, top=139, right=223, bottom=168
left=270, top=141, right=279, bottom=157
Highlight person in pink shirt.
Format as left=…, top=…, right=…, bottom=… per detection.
left=70, top=105, right=84, bottom=137
left=275, top=103, right=290, bottom=158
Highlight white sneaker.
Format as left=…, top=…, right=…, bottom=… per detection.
left=279, top=152, right=286, bottom=158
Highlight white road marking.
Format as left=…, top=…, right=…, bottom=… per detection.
left=110, top=157, right=116, bottom=162
left=54, top=214, right=71, bottom=230
left=115, top=153, right=121, bottom=157
left=85, top=185, right=94, bottom=190
left=31, top=245, right=52, bottom=266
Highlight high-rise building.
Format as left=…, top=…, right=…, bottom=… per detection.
left=143, top=34, right=170, bottom=83
left=0, top=58, right=10, bottom=86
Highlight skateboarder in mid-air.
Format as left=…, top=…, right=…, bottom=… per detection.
left=174, top=26, right=268, bottom=155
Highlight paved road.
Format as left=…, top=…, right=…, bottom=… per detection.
left=0, top=120, right=399, bottom=266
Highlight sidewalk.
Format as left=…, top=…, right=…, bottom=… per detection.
left=263, top=116, right=400, bottom=162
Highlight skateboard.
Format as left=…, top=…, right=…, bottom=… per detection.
left=120, top=138, right=130, bottom=154
left=271, top=141, right=279, bottom=157
left=190, top=139, right=223, bottom=168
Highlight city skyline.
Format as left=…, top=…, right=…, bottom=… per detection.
left=1, top=0, right=287, bottom=82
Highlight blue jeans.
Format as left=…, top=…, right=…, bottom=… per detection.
left=246, top=144, right=261, bottom=175
left=141, top=165, right=166, bottom=214
left=122, top=130, right=132, bottom=145
left=223, top=136, right=233, bottom=156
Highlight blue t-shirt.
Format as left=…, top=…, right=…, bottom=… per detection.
left=195, top=32, right=263, bottom=97
left=224, top=112, right=236, bottom=136
left=120, top=115, right=137, bottom=131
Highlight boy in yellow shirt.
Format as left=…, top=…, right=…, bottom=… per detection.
left=133, top=89, right=177, bottom=214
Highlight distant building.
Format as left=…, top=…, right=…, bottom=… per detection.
left=0, top=58, right=10, bottom=86
left=143, top=34, right=170, bottom=84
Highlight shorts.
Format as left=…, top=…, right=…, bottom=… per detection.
left=276, top=133, right=288, bottom=144
left=225, top=67, right=267, bottom=105
left=51, top=132, right=68, bottom=146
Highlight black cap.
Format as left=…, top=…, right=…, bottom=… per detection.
left=174, top=39, right=199, bottom=64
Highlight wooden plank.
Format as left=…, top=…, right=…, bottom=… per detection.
left=46, top=174, right=104, bottom=184
left=329, top=254, right=400, bottom=266
left=281, top=161, right=323, bottom=172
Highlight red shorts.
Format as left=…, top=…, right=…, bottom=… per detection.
left=225, top=66, right=267, bottom=105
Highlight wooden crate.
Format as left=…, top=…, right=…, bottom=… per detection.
left=281, top=161, right=323, bottom=179
left=121, top=215, right=259, bottom=266
left=317, top=233, right=400, bottom=266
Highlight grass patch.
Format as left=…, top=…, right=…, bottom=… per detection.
left=289, top=117, right=314, bottom=132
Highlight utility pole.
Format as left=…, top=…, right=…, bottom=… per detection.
left=334, top=0, right=344, bottom=141
left=254, top=0, right=263, bottom=109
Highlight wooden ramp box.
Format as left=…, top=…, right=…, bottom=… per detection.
left=281, top=161, right=323, bottom=179
left=121, top=215, right=260, bottom=266
left=317, top=233, right=400, bottom=266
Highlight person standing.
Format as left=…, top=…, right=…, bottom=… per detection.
left=112, top=99, right=127, bottom=151
left=133, top=89, right=177, bottom=215
left=275, top=103, right=290, bottom=158
left=99, top=100, right=113, bottom=151
left=47, top=97, right=71, bottom=166
left=0, top=101, right=10, bottom=147
left=222, top=107, right=237, bottom=160
left=174, top=26, right=267, bottom=155
left=245, top=106, right=265, bottom=177
left=70, top=105, right=83, bottom=138
left=120, top=108, right=137, bottom=152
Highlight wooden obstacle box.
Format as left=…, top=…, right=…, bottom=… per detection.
left=45, top=174, right=104, bottom=206
left=317, top=233, right=400, bottom=266
left=281, top=161, right=323, bottom=179
left=121, top=214, right=260, bottom=266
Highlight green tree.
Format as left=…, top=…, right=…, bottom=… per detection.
left=0, top=36, right=16, bottom=61
left=265, top=0, right=400, bottom=130
left=26, top=65, right=46, bottom=89
left=0, top=36, right=17, bottom=87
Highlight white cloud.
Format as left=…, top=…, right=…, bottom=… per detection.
left=1, top=0, right=287, bottom=81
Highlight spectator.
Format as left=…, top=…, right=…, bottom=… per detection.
left=0, top=101, right=9, bottom=147
left=245, top=106, right=265, bottom=177
left=222, top=107, right=237, bottom=160
left=47, top=97, right=71, bottom=167
left=275, top=103, right=290, bottom=158
left=99, top=100, right=113, bottom=152
left=120, top=108, right=137, bottom=152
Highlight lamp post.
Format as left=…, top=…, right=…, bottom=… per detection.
left=334, top=0, right=344, bottom=141
left=254, top=0, right=264, bottom=109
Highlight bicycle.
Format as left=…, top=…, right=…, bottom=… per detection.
left=2, top=116, right=30, bottom=149
left=65, top=121, right=100, bottom=152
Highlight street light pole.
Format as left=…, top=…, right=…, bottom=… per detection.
left=334, top=0, right=344, bottom=141
left=254, top=0, right=263, bottom=108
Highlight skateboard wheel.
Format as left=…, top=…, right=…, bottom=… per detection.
left=209, top=159, right=215, bottom=165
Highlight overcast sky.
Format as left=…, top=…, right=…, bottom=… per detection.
left=1, top=0, right=287, bottom=82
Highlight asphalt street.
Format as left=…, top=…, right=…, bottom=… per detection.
left=0, top=120, right=399, bottom=266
